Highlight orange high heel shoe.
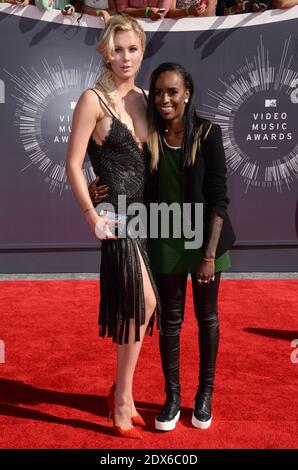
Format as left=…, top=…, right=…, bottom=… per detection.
left=112, top=422, right=142, bottom=440
left=107, top=384, right=146, bottom=427
left=131, top=413, right=146, bottom=427
left=107, top=385, right=142, bottom=439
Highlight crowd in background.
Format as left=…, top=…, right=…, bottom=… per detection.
left=2, top=0, right=298, bottom=19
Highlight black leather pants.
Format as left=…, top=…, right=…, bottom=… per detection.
left=156, top=272, right=221, bottom=396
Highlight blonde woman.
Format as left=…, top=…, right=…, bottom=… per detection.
left=66, top=15, right=160, bottom=439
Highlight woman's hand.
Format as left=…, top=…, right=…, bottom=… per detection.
left=196, top=259, right=215, bottom=285
left=148, top=7, right=165, bottom=20
left=61, top=5, right=75, bottom=15
left=189, top=3, right=207, bottom=16
left=88, top=176, right=109, bottom=207
left=99, top=10, right=110, bottom=23
left=84, top=210, right=118, bottom=240
left=15, top=0, right=30, bottom=6
left=94, top=213, right=117, bottom=239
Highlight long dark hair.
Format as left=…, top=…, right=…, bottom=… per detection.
left=147, top=62, right=206, bottom=170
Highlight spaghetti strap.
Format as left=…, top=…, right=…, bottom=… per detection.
left=141, top=88, right=148, bottom=103
left=89, top=88, right=117, bottom=118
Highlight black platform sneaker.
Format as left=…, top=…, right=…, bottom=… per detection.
left=191, top=390, right=212, bottom=429
left=155, top=392, right=180, bottom=431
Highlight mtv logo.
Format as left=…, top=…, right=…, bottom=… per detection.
left=70, top=101, right=77, bottom=110
left=265, top=99, right=277, bottom=107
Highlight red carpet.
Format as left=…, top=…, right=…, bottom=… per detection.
left=0, top=280, right=297, bottom=449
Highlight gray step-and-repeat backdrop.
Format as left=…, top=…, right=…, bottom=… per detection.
left=0, top=6, right=297, bottom=258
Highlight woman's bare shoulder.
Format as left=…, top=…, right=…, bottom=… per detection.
left=77, top=89, right=105, bottom=120
left=133, top=88, right=148, bottom=109
left=137, top=87, right=148, bottom=97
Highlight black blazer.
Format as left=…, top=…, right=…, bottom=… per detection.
left=147, top=119, right=236, bottom=258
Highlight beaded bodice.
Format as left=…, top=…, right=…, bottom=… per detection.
left=87, top=116, right=147, bottom=213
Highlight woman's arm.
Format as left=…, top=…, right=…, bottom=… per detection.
left=82, top=0, right=116, bottom=19
left=202, top=123, right=229, bottom=221
left=166, top=0, right=207, bottom=18
left=203, top=0, right=216, bottom=16
left=5, top=0, right=34, bottom=6
left=196, top=124, right=229, bottom=280
left=201, top=213, right=223, bottom=261
left=107, top=0, right=116, bottom=14
left=66, top=90, right=103, bottom=232
left=115, top=0, right=169, bottom=19
left=272, top=0, right=298, bottom=8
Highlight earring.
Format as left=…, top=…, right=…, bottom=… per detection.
left=184, top=98, right=189, bottom=103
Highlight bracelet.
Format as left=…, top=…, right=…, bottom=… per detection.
left=144, top=6, right=150, bottom=17
left=95, top=9, right=102, bottom=16
left=202, top=257, right=215, bottom=262
left=84, top=207, right=96, bottom=214
left=183, top=7, right=190, bottom=15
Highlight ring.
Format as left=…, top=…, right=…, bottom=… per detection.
left=211, top=276, right=215, bottom=282
left=203, top=280, right=208, bottom=283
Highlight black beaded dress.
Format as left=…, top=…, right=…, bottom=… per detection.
left=87, top=89, right=161, bottom=344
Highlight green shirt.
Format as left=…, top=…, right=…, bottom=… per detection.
left=151, top=139, right=231, bottom=274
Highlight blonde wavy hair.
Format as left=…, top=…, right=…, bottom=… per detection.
left=95, top=15, right=146, bottom=106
